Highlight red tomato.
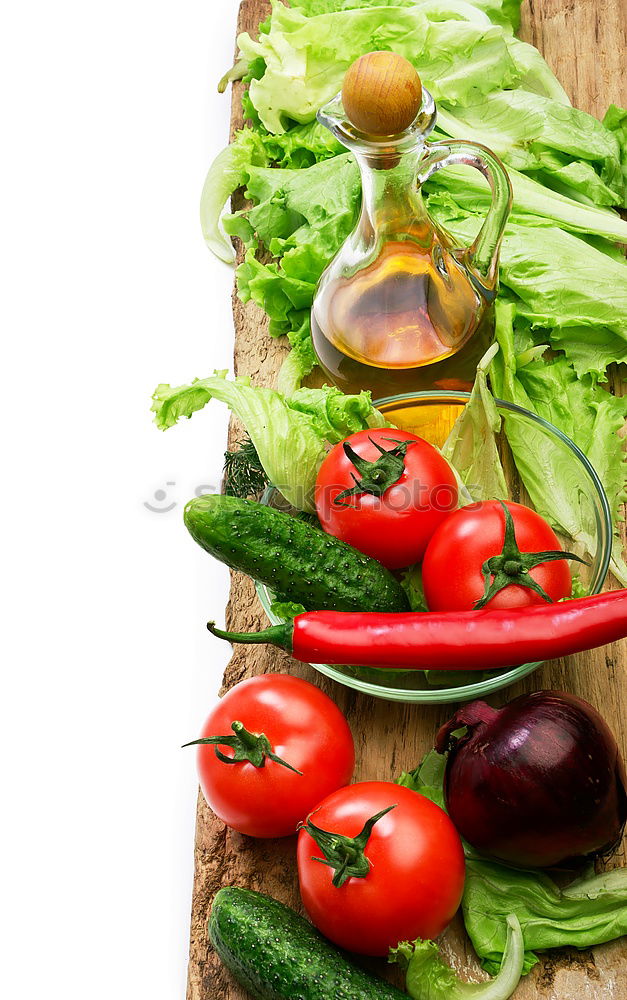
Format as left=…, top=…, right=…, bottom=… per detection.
left=315, top=429, right=458, bottom=569
left=195, top=674, right=355, bottom=838
left=423, top=500, right=573, bottom=611
left=297, top=781, right=465, bottom=955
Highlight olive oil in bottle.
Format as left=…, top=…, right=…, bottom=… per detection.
left=311, top=52, right=511, bottom=400
left=311, top=237, right=494, bottom=398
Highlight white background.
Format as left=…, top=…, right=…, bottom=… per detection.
left=2, top=1, right=243, bottom=996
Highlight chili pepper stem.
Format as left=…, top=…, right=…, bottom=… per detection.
left=207, top=620, right=294, bottom=652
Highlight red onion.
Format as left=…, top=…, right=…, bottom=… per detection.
left=436, top=690, right=627, bottom=868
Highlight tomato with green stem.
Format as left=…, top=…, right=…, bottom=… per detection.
left=186, top=674, right=355, bottom=838
left=296, top=781, right=465, bottom=956
left=422, top=499, right=586, bottom=612
left=315, top=429, right=458, bottom=569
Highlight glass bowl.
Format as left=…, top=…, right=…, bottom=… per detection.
left=256, top=390, right=612, bottom=704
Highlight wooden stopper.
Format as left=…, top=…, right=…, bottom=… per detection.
left=341, top=52, right=422, bottom=136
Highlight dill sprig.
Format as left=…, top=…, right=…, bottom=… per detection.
left=223, top=436, right=269, bottom=499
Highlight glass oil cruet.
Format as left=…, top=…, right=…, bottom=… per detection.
left=311, top=51, right=513, bottom=398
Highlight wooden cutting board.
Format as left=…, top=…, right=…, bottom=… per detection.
left=187, top=2, right=627, bottom=997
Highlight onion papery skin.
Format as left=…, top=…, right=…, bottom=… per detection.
left=436, top=690, right=627, bottom=868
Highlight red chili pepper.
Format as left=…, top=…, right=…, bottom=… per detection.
left=207, top=590, right=627, bottom=671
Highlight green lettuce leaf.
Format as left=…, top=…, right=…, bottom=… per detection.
left=501, top=227, right=627, bottom=339
left=289, top=0, right=416, bottom=14
left=390, top=915, right=524, bottom=1000
left=533, top=148, right=622, bottom=207
left=603, top=104, right=627, bottom=204
left=399, top=564, right=429, bottom=613
left=489, top=299, right=627, bottom=584
left=199, top=120, right=347, bottom=265
left=426, top=198, right=627, bottom=342
left=237, top=1, right=518, bottom=133
left=445, top=89, right=623, bottom=201
left=504, top=35, right=568, bottom=100
left=151, top=372, right=387, bottom=512
left=236, top=250, right=316, bottom=334
left=240, top=56, right=267, bottom=129
left=259, top=120, right=344, bottom=167
left=270, top=599, right=307, bottom=619
left=398, top=750, right=447, bottom=810
left=426, top=154, right=627, bottom=244
left=442, top=342, right=508, bottom=502
left=224, top=151, right=360, bottom=256
left=548, top=327, right=627, bottom=382
left=290, top=0, right=521, bottom=32
left=463, top=861, right=627, bottom=977
left=199, top=129, right=269, bottom=262
left=235, top=249, right=319, bottom=389
left=277, top=315, right=319, bottom=395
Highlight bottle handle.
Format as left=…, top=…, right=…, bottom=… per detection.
left=417, top=140, right=512, bottom=285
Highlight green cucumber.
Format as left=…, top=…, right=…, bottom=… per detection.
left=184, top=495, right=409, bottom=613
left=209, top=887, right=406, bottom=1000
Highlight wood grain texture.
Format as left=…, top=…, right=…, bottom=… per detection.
left=186, top=2, right=627, bottom=997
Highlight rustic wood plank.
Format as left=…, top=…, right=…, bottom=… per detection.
left=520, top=0, right=627, bottom=113
left=187, top=2, right=627, bottom=997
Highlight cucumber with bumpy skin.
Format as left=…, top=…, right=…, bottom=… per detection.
left=184, top=494, right=409, bottom=613
left=209, top=887, right=406, bottom=1000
